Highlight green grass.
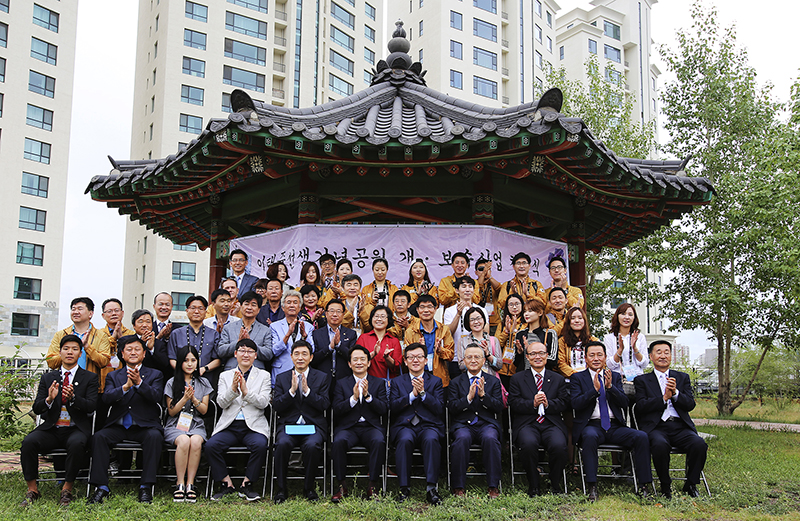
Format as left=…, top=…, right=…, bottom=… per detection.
left=693, top=397, right=800, bottom=424
left=0, top=425, right=799, bottom=520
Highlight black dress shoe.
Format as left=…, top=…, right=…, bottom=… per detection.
left=396, top=488, right=411, bottom=502
left=20, top=490, right=40, bottom=507
left=273, top=491, right=287, bottom=504
left=426, top=489, right=442, bottom=505
left=305, top=489, right=319, bottom=501
left=527, top=486, right=540, bottom=498
left=661, top=484, right=672, bottom=499
left=587, top=484, right=598, bottom=502
left=683, top=483, right=700, bottom=497
left=138, top=487, right=153, bottom=504
left=87, top=487, right=110, bottom=505
left=637, top=487, right=652, bottom=499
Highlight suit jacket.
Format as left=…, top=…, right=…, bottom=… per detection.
left=46, top=324, right=112, bottom=392
left=571, top=369, right=627, bottom=440
left=273, top=367, right=331, bottom=437
left=634, top=370, right=697, bottom=433
left=32, top=368, right=99, bottom=437
left=508, top=368, right=569, bottom=437
left=218, top=320, right=274, bottom=370
left=448, top=370, right=505, bottom=433
left=389, top=371, right=445, bottom=437
left=311, top=324, right=358, bottom=381
left=143, top=338, right=172, bottom=382
left=269, top=318, right=314, bottom=380
left=332, top=374, right=388, bottom=434
left=236, top=273, right=260, bottom=297
left=102, top=365, right=164, bottom=430
left=213, top=366, right=272, bottom=438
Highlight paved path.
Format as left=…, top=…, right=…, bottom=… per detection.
left=695, top=418, right=800, bottom=432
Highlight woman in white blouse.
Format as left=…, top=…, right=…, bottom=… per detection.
left=603, top=303, right=648, bottom=382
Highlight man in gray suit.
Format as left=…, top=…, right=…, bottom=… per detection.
left=206, top=338, right=272, bottom=501
left=218, top=292, right=273, bottom=370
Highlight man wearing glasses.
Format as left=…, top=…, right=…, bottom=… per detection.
left=497, top=252, right=546, bottom=309
left=508, top=341, right=569, bottom=497
left=228, top=249, right=259, bottom=297
left=207, top=338, right=272, bottom=501
left=167, top=296, right=220, bottom=379
left=546, top=257, right=584, bottom=310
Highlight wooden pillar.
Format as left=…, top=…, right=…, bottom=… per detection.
left=569, top=206, right=587, bottom=300
left=208, top=239, right=227, bottom=297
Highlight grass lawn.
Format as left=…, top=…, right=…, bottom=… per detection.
left=0, top=425, right=798, bottom=520
left=693, top=397, right=800, bottom=424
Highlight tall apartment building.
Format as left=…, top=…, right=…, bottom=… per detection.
left=122, top=0, right=384, bottom=317
left=0, top=1, right=78, bottom=360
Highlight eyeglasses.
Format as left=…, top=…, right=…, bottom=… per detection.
left=527, top=351, right=547, bottom=358
left=237, top=349, right=256, bottom=355
left=103, top=308, right=122, bottom=314
left=464, top=355, right=484, bottom=361
left=469, top=317, right=484, bottom=323
left=406, top=355, right=426, bottom=361
left=514, top=261, right=530, bottom=266
left=187, top=306, right=206, bottom=312
left=549, top=265, right=565, bottom=272
left=417, top=305, right=435, bottom=311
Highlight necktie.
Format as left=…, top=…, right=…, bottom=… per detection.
left=410, top=377, right=421, bottom=426
left=470, top=376, right=479, bottom=387
left=598, top=374, right=611, bottom=430
left=62, top=371, right=70, bottom=403
left=123, top=411, right=133, bottom=429
left=535, top=374, right=545, bottom=423
left=660, top=373, right=671, bottom=421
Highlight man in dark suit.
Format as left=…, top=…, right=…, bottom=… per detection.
left=509, top=341, right=569, bottom=497
left=272, top=340, right=331, bottom=503
left=571, top=340, right=652, bottom=501
left=389, top=342, right=445, bottom=505
left=311, top=299, right=358, bottom=383
left=448, top=344, right=504, bottom=498
left=634, top=340, right=708, bottom=498
left=331, top=345, right=388, bottom=502
left=130, top=309, right=172, bottom=381
left=229, top=249, right=259, bottom=296
left=20, top=335, right=99, bottom=507
left=88, top=335, right=165, bottom=504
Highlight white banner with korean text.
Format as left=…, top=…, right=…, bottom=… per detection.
left=230, top=224, right=569, bottom=288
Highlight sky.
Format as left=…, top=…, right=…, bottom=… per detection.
left=59, top=0, right=799, bottom=361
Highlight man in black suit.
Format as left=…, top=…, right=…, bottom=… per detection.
left=571, top=340, right=652, bottom=501
left=130, top=309, right=172, bottom=381
left=448, top=344, right=504, bottom=498
left=509, top=341, right=569, bottom=497
left=311, top=299, right=358, bottom=383
left=389, top=342, right=445, bottom=505
left=88, top=335, right=165, bottom=504
left=20, top=335, right=99, bottom=507
left=331, top=345, right=388, bottom=502
left=272, top=340, right=331, bottom=503
left=634, top=340, right=708, bottom=498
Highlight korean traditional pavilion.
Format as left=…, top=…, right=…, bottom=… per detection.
left=87, top=22, right=713, bottom=295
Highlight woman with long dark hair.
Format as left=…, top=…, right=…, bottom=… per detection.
left=514, top=298, right=559, bottom=372
left=401, top=258, right=439, bottom=308
left=266, top=262, right=291, bottom=293
left=604, top=303, right=648, bottom=382
left=556, top=306, right=598, bottom=380
left=495, top=293, right=525, bottom=390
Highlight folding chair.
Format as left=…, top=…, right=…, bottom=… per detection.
left=328, top=403, right=388, bottom=495
left=270, top=408, right=328, bottom=497
left=32, top=412, right=95, bottom=488
left=573, top=407, right=639, bottom=494
left=445, top=408, right=503, bottom=492
left=384, top=409, right=446, bottom=491
left=507, top=407, right=566, bottom=492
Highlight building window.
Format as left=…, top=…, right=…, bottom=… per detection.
left=450, top=40, right=462, bottom=59
left=171, top=292, right=195, bottom=311
left=364, top=25, right=375, bottom=43
left=153, top=42, right=158, bottom=58
left=182, top=57, right=205, bottom=77
left=546, top=11, right=552, bottom=27
left=0, top=22, right=6, bottom=47
left=228, top=0, right=269, bottom=14
left=604, top=20, right=621, bottom=40
left=331, top=26, right=355, bottom=52
left=331, top=3, right=355, bottom=30
left=21, top=172, right=49, bottom=197
left=31, top=37, right=58, bottom=65
left=179, top=113, right=203, bottom=133
left=223, top=65, right=265, bottom=92
left=418, top=49, right=423, bottom=62
left=588, top=39, right=597, bottom=54
left=149, top=123, right=154, bottom=140
left=535, top=24, right=542, bottom=43
left=0, top=57, right=5, bottom=82
left=363, top=70, right=371, bottom=84
left=0, top=93, right=3, bottom=117
left=173, top=242, right=198, bottom=251
left=0, top=0, right=8, bottom=13
left=604, top=44, right=621, bottom=63
left=473, top=76, right=497, bottom=99
left=473, top=47, right=497, bottom=70
left=11, top=313, right=40, bottom=336
left=184, top=29, right=206, bottom=50
left=535, top=51, right=543, bottom=69
left=473, top=19, right=497, bottom=42
left=330, top=49, right=354, bottom=75
left=24, top=138, right=51, bottom=164
left=473, top=0, right=496, bottom=14
left=17, top=242, right=45, bottom=266
left=33, top=4, right=60, bottom=32
left=418, top=20, right=423, bottom=36
left=559, top=45, right=564, bottom=60
left=29, top=71, right=56, bottom=97
left=172, top=261, right=196, bottom=281
left=365, top=2, right=376, bottom=20
left=152, top=68, right=157, bottom=85
left=181, top=85, right=204, bottom=105
left=26, top=105, right=53, bottom=131
left=450, top=70, right=462, bottom=89
left=364, top=47, right=375, bottom=65
left=225, top=11, right=268, bottom=39
left=547, top=36, right=552, bottom=53
left=19, top=207, right=46, bottom=231
left=224, top=38, right=266, bottom=65
left=328, top=73, right=354, bottom=96
left=14, top=277, right=42, bottom=300
left=605, top=67, right=622, bottom=85
left=222, top=92, right=232, bottom=112
left=535, top=0, right=542, bottom=17
left=185, top=0, right=208, bottom=22
left=450, top=11, right=462, bottom=30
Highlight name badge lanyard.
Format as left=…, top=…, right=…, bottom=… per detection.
left=177, top=377, right=196, bottom=432
left=187, top=326, right=205, bottom=358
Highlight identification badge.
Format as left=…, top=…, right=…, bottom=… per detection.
left=502, top=344, right=515, bottom=364
left=285, top=425, right=316, bottom=435
left=485, top=303, right=494, bottom=316
left=177, top=411, right=193, bottom=432
left=56, top=406, right=71, bottom=427
left=235, top=409, right=245, bottom=421
left=622, top=364, right=638, bottom=382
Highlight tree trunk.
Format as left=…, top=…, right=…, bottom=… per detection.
left=716, top=315, right=731, bottom=415
left=732, top=341, right=773, bottom=412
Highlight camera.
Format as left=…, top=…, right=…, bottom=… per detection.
left=377, top=291, right=387, bottom=300
left=476, top=265, right=485, bottom=272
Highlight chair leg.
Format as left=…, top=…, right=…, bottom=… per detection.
left=627, top=450, right=638, bottom=492
left=577, top=446, right=586, bottom=495
left=701, top=470, right=711, bottom=496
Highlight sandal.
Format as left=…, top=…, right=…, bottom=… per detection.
left=173, top=484, right=185, bottom=502
left=185, top=484, right=197, bottom=503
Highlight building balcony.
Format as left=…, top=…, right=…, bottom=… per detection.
left=274, top=36, right=287, bottom=47
left=272, top=88, right=285, bottom=99
left=502, top=39, right=509, bottom=48
left=276, top=10, right=288, bottom=21
left=502, top=67, right=509, bottom=76
left=502, top=96, right=510, bottom=105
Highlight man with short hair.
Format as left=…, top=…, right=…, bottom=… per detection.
left=545, top=287, right=568, bottom=334
left=387, top=290, right=419, bottom=340
left=88, top=335, right=165, bottom=504
left=390, top=342, right=445, bottom=505
left=509, top=341, right=569, bottom=497
left=256, top=279, right=285, bottom=326
left=208, top=278, right=241, bottom=319
left=229, top=248, right=259, bottom=297
left=207, top=338, right=272, bottom=502
left=311, top=298, right=358, bottom=382
left=634, top=340, right=708, bottom=499
left=341, top=273, right=369, bottom=331
left=497, top=252, right=546, bottom=309
left=47, top=297, right=112, bottom=392
left=438, top=253, right=481, bottom=308
left=153, top=292, right=174, bottom=340
left=20, top=335, right=99, bottom=507
left=546, top=256, right=584, bottom=310
left=443, top=276, right=488, bottom=378
left=218, top=291, right=273, bottom=370
left=319, top=253, right=337, bottom=289
left=99, top=298, right=135, bottom=354
left=572, top=340, right=652, bottom=501
left=448, top=344, right=504, bottom=498
left=167, top=296, right=220, bottom=379
left=272, top=340, right=331, bottom=503
left=269, top=290, right=314, bottom=380
left=404, top=294, right=455, bottom=387
left=331, top=345, right=388, bottom=502
left=204, top=288, right=241, bottom=332
left=131, top=309, right=172, bottom=381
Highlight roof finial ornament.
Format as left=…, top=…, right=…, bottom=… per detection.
left=370, top=19, right=427, bottom=87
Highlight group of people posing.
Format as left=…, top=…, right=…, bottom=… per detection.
left=18, top=248, right=707, bottom=507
